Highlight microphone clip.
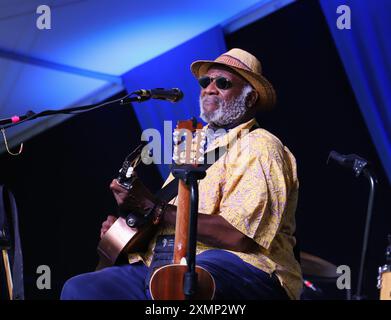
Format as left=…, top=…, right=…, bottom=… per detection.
left=120, top=94, right=150, bottom=105
left=327, top=151, right=370, bottom=178
left=352, top=157, right=369, bottom=178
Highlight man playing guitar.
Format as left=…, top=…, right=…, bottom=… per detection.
left=61, top=48, right=302, bottom=300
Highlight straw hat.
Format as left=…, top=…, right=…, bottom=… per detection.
left=190, top=48, right=276, bottom=110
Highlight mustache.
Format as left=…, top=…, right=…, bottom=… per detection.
left=200, top=95, right=222, bottom=105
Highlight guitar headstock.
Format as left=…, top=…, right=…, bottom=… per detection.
left=172, top=118, right=205, bottom=166
left=117, top=142, right=147, bottom=190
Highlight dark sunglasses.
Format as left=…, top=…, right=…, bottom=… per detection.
left=198, top=76, right=232, bottom=90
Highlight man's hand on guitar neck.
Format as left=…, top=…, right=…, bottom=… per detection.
left=110, top=178, right=158, bottom=216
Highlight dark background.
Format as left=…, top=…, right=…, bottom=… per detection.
left=0, top=0, right=389, bottom=299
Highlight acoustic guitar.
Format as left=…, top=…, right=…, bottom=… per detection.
left=96, top=142, right=158, bottom=270
left=149, top=119, right=215, bottom=300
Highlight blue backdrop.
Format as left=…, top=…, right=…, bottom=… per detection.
left=122, top=27, right=226, bottom=179
left=320, top=0, right=391, bottom=183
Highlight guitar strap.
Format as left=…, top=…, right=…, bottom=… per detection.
left=154, top=147, right=225, bottom=202
left=155, top=123, right=260, bottom=202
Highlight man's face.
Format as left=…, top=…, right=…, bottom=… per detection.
left=199, top=66, right=253, bottom=126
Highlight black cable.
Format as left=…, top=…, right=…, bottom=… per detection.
left=0, top=91, right=135, bottom=131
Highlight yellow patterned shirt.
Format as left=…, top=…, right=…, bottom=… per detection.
left=128, top=118, right=303, bottom=300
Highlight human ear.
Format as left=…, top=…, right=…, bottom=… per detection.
left=246, top=89, right=259, bottom=108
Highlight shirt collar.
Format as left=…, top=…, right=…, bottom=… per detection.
left=203, top=118, right=258, bottom=153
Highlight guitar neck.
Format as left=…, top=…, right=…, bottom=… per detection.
left=173, top=180, right=191, bottom=264
left=171, top=119, right=204, bottom=265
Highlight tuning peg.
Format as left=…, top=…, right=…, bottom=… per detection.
left=126, top=167, right=134, bottom=178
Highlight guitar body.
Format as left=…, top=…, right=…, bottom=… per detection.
left=149, top=264, right=215, bottom=300
left=96, top=217, right=156, bottom=270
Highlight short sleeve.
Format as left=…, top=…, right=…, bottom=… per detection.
left=218, top=135, right=290, bottom=251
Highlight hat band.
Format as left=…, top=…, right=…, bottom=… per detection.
left=216, top=55, right=252, bottom=72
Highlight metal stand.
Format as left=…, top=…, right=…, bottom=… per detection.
left=354, top=167, right=377, bottom=300
left=172, top=165, right=206, bottom=300
left=0, top=91, right=151, bottom=131
left=327, top=151, right=378, bottom=300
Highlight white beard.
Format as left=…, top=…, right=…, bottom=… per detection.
left=199, top=84, right=253, bottom=126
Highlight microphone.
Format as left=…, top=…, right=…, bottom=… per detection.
left=327, top=150, right=370, bottom=177
left=134, top=88, right=184, bottom=103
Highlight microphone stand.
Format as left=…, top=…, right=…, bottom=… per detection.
left=354, top=167, right=377, bottom=300
left=172, top=165, right=206, bottom=300
left=328, top=152, right=378, bottom=300
left=0, top=92, right=149, bottom=131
